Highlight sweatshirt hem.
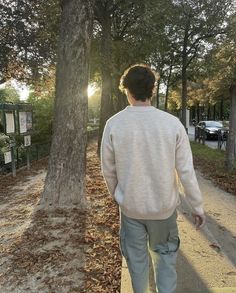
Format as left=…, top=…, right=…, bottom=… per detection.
left=120, top=205, right=177, bottom=220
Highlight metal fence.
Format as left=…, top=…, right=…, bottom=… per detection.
left=0, top=128, right=99, bottom=176
left=0, top=141, right=51, bottom=175
left=194, top=127, right=236, bottom=154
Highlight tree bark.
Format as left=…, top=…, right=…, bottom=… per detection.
left=181, top=61, right=187, bottom=127
left=97, top=12, right=114, bottom=154
left=165, top=60, right=173, bottom=112
left=225, top=73, right=236, bottom=171
left=213, top=104, right=216, bottom=120
left=181, top=19, right=190, bottom=129
left=41, top=0, right=94, bottom=208
left=155, top=79, right=161, bottom=109
left=220, top=98, right=224, bottom=120
left=207, top=105, right=211, bottom=120
left=197, top=104, right=200, bottom=122
left=114, top=86, right=127, bottom=113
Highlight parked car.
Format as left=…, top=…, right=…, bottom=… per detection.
left=195, top=121, right=224, bottom=140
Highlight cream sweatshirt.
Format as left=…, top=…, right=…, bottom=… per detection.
left=101, top=106, right=204, bottom=220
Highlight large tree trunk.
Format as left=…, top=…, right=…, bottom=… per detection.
left=97, top=14, right=114, bottom=154
left=225, top=74, right=236, bottom=171
left=41, top=0, right=94, bottom=208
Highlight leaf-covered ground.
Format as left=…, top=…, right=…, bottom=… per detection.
left=0, top=142, right=121, bottom=292
left=1, top=140, right=235, bottom=292
left=191, top=142, right=236, bottom=195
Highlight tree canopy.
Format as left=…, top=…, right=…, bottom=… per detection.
left=1, top=0, right=235, bottom=174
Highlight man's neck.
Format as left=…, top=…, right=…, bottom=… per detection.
left=131, top=100, right=151, bottom=106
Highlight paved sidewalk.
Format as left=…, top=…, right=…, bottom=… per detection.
left=120, top=172, right=236, bottom=293
left=121, top=262, right=236, bottom=293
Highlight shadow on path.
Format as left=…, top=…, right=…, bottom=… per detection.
left=179, top=194, right=236, bottom=268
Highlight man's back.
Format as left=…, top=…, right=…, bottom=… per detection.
left=102, top=105, right=203, bottom=220
left=101, top=64, right=205, bottom=293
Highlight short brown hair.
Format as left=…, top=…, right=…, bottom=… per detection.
left=119, top=64, right=156, bottom=101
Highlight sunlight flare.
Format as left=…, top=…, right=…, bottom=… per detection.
left=87, top=84, right=96, bottom=97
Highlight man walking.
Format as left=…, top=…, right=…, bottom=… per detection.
left=101, top=64, right=205, bottom=293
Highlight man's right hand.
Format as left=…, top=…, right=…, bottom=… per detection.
left=192, top=213, right=206, bottom=230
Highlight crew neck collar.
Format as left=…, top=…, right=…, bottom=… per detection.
left=126, top=105, right=156, bottom=111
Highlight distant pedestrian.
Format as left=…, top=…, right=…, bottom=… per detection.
left=101, top=64, right=205, bottom=293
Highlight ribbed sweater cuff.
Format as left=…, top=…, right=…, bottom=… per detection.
left=192, top=205, right=204, bottom=215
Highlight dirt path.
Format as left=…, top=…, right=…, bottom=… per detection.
left=0, top=144, right=121, bottom=293
left=176, top=171, right=236, bottom=292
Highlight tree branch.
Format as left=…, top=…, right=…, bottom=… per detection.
left=114, top=18, right=136, bottom=40
left=0, top=78, right=6, bottom=85
left=186, top=34, right=214, bottom=55
left=186, top=45, right=199, bottom=68
left=110, top=0, right=132, bottom=14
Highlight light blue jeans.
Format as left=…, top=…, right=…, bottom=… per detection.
left=120, top=210, right=179, bottom=293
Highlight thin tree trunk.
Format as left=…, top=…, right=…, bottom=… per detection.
left=41, top=0, right=94, bottom=208
left=97, top=14, right=114, bottom=154
left=197, top=104, right=200, bottom=122
left=181, top=62, right=187, bottom=127
left=225, top=74, right=236, bottom=171
left=165, top=60, right=173, bottom=112
left=181, top=20, right=190, bottom=129
left=213, top=104, right=216, bottom=120
left=156, top=79, right=161, bottom=109
left=220, top=98, right=224, bottom=120
left=207, top=105, right=211, bottom=120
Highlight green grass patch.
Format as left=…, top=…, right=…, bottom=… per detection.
left=190, top=142, right=236, bottom=195
left=191, top=141, right=225, bottom=163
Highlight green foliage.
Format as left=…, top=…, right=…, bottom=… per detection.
left=0, top=133, right=10, bottom=151
left=154, top=0, right=234, bottom=115
left=0, top=85, right=20, bottom=103
left=27, top=91, right=54, bottom=143
left=183, top=12, right=236, bottom=109
left=0, top=0, right=60, bottom=84
left=1, top=0, right=235, bottom=120
left=91, top=0, right=158, bottom=114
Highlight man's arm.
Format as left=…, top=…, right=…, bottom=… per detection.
left=175, top=124, right=205, bottom=229
left=101, top=123, right=118, bottom=198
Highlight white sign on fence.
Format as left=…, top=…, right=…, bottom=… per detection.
left=19, top=111, right=33, bottom=134
left=24, top=135, right=31, bottom=147
left=19, top=112, right=27, bottom=133
left=4, top=151, right=12, bottom=164
left=5, top=112, right=15, bottom=134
